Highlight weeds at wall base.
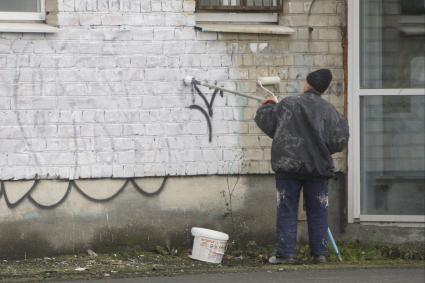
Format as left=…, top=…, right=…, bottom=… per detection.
left=225, top=240, right=425, bottom=262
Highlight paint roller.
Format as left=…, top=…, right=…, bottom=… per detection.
left=183, top=76, right=280, bottom=102
left=257, top=76, right=280, bottom=99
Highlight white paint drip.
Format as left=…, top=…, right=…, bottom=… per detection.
left=317, top=194, right=329, bottom=208
left=259, top=43, right=268, bottom=51
left=277, top=190, right=286, bottom=206
left=249, top=43, right=258, bottom=53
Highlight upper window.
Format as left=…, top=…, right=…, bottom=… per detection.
left=0, top=0, right=45, bottom=21
left=196, top=0, right=283, bottom=13
left=195, top=0, right=283, bottom=24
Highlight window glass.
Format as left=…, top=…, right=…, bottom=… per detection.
left=360, top=95, right=425, bottom=215
left=360, top=0, right=425, bottom=89
left=0, top=0, right=39, bottom=12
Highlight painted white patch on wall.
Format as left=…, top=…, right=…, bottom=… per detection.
left=0, top=2, right=346, bottom=180
left=249, top=43, right=258, bottom=53
left=259, top=43, right=268, bottom=51
left=249, top=43, right=268, bottom=53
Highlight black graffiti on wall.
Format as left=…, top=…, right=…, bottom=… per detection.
left=188, top=83, right=223, bottom=142
left=0, top=176, right=168, bottom=210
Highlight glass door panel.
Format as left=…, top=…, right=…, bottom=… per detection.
left=360, top=95, right=425, bottom=215
left=359, top=0, right=425, bottom=216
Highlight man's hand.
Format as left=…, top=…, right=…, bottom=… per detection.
left=261, top=96, right=278, bottom=105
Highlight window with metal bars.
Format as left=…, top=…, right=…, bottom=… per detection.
left=196, top=0, right=283, bottom=13
left=0, top=0, right=45, bottom=21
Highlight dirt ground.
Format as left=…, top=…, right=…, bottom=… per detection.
left=1, top=242, right=424, bottom=282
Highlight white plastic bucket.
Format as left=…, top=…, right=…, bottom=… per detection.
left=190, top=227, right=229, bottom=264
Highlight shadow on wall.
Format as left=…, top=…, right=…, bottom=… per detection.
left=0, top=223, right=54, bottom=259
left=89, top=210, right=220, bottom=253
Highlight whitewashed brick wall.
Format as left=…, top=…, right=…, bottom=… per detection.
left=0, top=0, right=346, bottom=180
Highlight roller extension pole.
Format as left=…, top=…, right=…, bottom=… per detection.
left=184, top=76, right=265, bottom=102
left=327, top=227, right=343, bottom=262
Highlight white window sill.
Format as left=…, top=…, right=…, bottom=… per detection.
left=0, top=22, right=58, bottom=33
left=195, top=24, right=295, bottom=35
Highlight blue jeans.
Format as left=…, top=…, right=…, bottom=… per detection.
left=275, top=177, right=329, bottom=258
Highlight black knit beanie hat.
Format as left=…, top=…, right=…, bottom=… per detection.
left=306, top=69, right=332, bottom=93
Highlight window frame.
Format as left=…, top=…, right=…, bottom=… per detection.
left=347, top=0, right=425, bottom=224
left=0, top=0, right=45, bottom=21
left=196, top=0, right=283, bottom=13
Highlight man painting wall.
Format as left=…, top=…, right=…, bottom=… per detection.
left=255, top=69, right=349, bottom=264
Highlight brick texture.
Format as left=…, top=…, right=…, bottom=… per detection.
left=0, top=0, right=346, bottom=180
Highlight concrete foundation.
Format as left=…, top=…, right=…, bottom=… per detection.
left=0, top=175, right=276, bottom=259
left=0, top=174, right=423, bottom=259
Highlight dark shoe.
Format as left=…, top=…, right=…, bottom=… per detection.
left=312, top=255, right=327, bottom=264
left=268, top=255, right=296, bottom=264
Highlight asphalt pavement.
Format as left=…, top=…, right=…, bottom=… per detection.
left=56, top=268, right=425, bottom=283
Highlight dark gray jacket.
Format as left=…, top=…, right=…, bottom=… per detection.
left=255, top=92, right=349, bottom=179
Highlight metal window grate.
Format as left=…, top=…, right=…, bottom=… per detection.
left=196, top=0, right=283, bottom=13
